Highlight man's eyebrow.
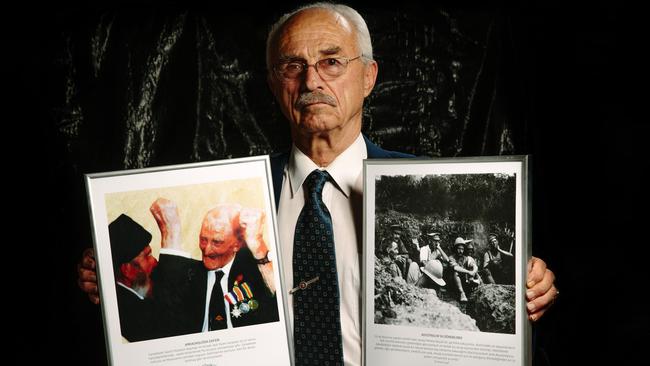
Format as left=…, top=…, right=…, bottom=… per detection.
left=320, top=46, right=342, bottom=55
left=277, top=54, right=302, bottom=63
left=277, top=47, right=343, bottom=63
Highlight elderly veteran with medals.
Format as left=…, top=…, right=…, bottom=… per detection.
left=150, top=198, right=278, bottom=336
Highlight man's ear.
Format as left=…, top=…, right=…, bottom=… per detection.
left=363, top=60, right=378, bottom=97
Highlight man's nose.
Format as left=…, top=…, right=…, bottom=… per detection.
left=202, top=244, right=215, bottom=255
left=301, top=64, right=325, bottom=91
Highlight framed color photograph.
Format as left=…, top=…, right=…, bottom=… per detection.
left=86, top=156, right=292, bottom=366
left=363, top=156, right=531, bottom=366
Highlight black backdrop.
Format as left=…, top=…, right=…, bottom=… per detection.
left=9, top=1, right=641, bottom=365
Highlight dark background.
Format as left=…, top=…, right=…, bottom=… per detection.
left=8, top=0, right=641, bottom=365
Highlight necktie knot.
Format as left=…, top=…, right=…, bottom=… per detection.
left=305, top=169, right=330, bottom=197
left=215, top=270, right=225, bottom=281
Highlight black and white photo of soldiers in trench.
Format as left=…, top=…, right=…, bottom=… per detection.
left=374, top=173, right=517, bottom=334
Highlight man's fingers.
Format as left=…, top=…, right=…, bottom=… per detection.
left=150, top=198, right=179, bottom=226
left=79, top=247, right=100, bottom=304
left=79, top=279, right=101, bottom=305
left=240, top=208, right=265, bottom=234
left=78, top=276, right=98, bottom=295
left=526, top=256, right=547, bottom=288
left=240, top=208, right=264, bottom=223
left=528, top=306, right=548, bottom=322
left=81, top=255, right=96, bottom=270
left=78, top=265, right=97, bottom=283
left=81, top=248, right=96, bottom=270
left=526, top=268, right=555, bottom=301
left=527, top=284, right=558, bottom=321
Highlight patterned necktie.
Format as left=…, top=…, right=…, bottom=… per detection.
left=208, top=270, right=227, bottom=331
left=293, top=169, right=344, bottom=366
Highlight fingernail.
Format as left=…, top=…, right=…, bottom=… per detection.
left=527, top=280, right=535, bottom=288
left=527, top=302, right=536, bottom=312
left=526, top=290, right=535, bottom=299
left=529, top=314, right=537, bottom=322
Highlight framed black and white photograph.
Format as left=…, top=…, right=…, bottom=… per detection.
left=85, top=156, right=292, bottom=366
left=363, top=156, right=531, bottom=366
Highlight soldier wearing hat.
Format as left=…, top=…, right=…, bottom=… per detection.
left=108, top=214, right=161, bottom=342
left=380, top=240, right=404, bottom=279
left=403, top=232, right=450, bottom=287
left=449, top=237, right=480, bottom=302
left=482, top=233, right=514, bottom=284
left=419, top=232, right=450, bottom=266
left=387, top=223, right=411, bottom=255
left=380, top=223, right=415, bottom=280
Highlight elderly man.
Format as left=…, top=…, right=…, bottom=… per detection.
left=148, top=198, right=278, bottom=335
left=79, top=2, right=558, bottom=365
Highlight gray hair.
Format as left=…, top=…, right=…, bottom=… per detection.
left=265, top=2, right=374, bottom=70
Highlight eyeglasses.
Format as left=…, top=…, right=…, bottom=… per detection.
left=273, top=55, right=363, bottom=81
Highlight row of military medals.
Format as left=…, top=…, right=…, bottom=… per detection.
left=224, top=281, right=258, bottom=318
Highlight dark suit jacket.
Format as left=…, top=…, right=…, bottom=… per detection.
left=116, top=285, right=162, bottom=342
left=153, top=247, right=279, bottom=337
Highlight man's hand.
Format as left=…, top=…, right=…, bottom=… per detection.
left=77, top=248, right=100, bottom=304
left=150, top=198, right=182, bottom=250
left=239, top=207, right=268, bottom=260
left=526, top=256, right=558, bottom=322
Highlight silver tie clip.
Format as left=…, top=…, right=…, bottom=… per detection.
left=289, top=276, right=320, bottom=294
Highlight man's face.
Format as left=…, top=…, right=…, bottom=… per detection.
left=199, top=210, right=241, bottom=270
left=387, top=242, right=399, bottom=258
left=267, top=8, right=377, bottom=140
left=131, top=245, right=158, bottom=276
left=466, top=245, right=475, bottom=256
left=121, top=245, right=158, bottom=298
left=455, top=244, right=465, bottom=256
left=489, top=236, right=499, bottom=249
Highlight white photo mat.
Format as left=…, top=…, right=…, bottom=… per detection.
left=86, top=155, right=292, bottom=366
left=363, top=156, right=531, bottom=366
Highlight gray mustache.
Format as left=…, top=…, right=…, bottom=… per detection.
left=295, top=92, right=337, bottom=109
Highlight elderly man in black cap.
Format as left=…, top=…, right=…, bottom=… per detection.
left=108, top=214, right=160, bottom=342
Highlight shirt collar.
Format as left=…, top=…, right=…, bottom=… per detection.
left=117, top=281, right=145, bottom=300
left=288, top=133, right=367, bottom=198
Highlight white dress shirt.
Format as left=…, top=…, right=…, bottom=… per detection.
left=277, top=133, right=367, bottom=366
left=201, top=258, right=235, bottom=331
